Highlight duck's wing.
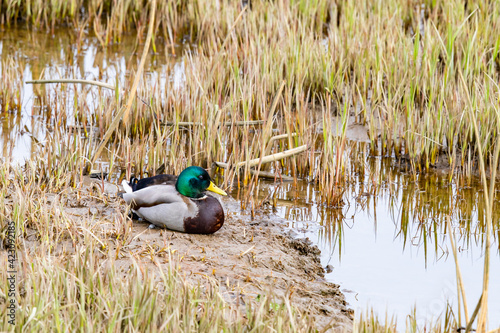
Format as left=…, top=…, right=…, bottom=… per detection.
left=123, top=174, right=178, bottom=192
left=122, top=185, right=185, bottom=210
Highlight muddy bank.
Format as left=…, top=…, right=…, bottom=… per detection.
left=12, top=178, right=354, bottom=330
left=122, top=200, right=353, bottom=330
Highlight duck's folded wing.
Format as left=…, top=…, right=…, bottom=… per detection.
left=133, top=174, right=177, bottom=191
left=122, top=185, right=184, bottom=210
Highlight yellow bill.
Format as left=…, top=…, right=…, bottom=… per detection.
left=207, top=181, right=227, bottom=196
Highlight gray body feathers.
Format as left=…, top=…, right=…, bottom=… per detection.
left=122, top=185, right=199, bottom=232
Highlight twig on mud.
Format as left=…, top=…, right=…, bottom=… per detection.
left=238, top=245, right=255, bottom=258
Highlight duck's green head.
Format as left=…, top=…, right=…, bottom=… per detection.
left=176, top=166, right=227, bottom=198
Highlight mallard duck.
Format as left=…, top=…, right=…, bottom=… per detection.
left=122, top=166, right=227, bottom=234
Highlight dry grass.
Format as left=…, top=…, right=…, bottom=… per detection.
left=354, top=306, right=456, bottom=333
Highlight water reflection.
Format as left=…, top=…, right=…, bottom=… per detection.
left=232, top=156, right=499, bottom=328
left=0, top=27, right=186, bottom=163
left=243, top=158, right=498, bottom=254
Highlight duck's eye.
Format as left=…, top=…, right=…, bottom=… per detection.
left=198, top=175, right=204, bottom=180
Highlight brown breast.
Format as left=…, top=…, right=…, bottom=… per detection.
left=183, top=195, right=225, bottom=234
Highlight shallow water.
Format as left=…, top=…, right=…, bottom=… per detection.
left=246, top=160, right=500, bottom=329
left=1, top=27, right=499, bottom=330
left=0, top=26, right=183, bottom=164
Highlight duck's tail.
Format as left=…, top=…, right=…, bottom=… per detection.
left=122, top=179, right=134, bottom=193
left=122, top=177, right=140, bottom=193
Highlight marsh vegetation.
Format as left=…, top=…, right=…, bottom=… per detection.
left=0, top=0, right=499, bottom=331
